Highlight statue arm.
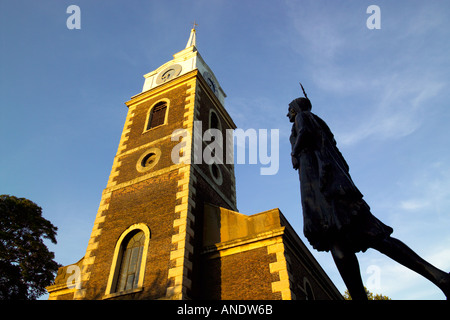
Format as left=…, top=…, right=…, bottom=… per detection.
left=291, top=112, right=308, bottom=156
left=290, top=113, right=308, bottom=170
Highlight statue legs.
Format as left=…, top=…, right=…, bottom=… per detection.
left=371, top=237, right=450, bottom=299
left=331, top=237, right=450, bottom=299
left=330, top=244, right=368, bottom=300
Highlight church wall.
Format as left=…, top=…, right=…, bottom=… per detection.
left=199, top=246, right=279, bottom=300
left=52, top=291, right=76, bottom=300
left=124, top=84, right=189, bottom=153
left=280, top=216, right=343, bottom=300
left=188, top=172, right=233, bottom=299
left=82, top=171, right=179, bottom=299
left=187, top=80, right=239, bottom=299
left=220, top=246, right=278, bottom=300
left=284, top=247, right=329, bottom=300
left=193, top=81, right=237, bottom=210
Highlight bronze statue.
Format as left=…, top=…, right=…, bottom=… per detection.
left=288, top=84, right=450, bottom=300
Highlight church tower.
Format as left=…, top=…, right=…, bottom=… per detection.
left=67, top=27, right=236, bottom=300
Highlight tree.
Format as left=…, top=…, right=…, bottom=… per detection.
left=343, top=287, right=391, bottom=300
left=0, top=195, right=60, bottom=299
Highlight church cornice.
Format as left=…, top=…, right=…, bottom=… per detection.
left=127, top=69, right=200, bottom=106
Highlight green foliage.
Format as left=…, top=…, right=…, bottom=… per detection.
left=0, top=195, right=60, bottom=299
left=343, top=287, right=391, bottom=300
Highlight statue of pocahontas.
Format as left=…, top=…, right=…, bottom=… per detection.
left=288, top=84, right=450, bottom=300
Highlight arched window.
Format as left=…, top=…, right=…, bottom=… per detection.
left=209, top=109, right=221, bottom=131
left=303, top=277, right=315, bottom=300
left=209, top=163, right=223, bottom=186
left=115, top=230, right=145, bottom=292
left=104, top=224, right=150, bottom=298
left=146, top=101, right=167, bottom=130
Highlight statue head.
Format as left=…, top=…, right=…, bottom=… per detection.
left=287, top=97, right=312, bottom=122
left=290, top=97, right=312, bottom=112
left=287, top=83, right=312, bottom=122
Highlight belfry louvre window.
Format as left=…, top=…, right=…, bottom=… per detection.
left=210, top=111, right=220, bottom=130
left=147, top=102, right=167, bottom=130
left=115, top=231, right=145, bottom=292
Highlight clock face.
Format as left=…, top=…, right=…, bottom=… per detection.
left=156, top=64, right=182, bottom=84
left=203, top=71, right=217, bottom=95
left=161, top=69, right=176, bottom=82
left=207, top=78, right=216, bottom=92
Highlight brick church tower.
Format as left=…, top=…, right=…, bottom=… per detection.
left=47, top=28, right=342, bottom=300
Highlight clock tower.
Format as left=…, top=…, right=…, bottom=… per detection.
left=53, top=27, right=236, bottom=300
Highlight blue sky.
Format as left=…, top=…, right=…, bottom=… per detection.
left=1, top=0, right=449, bottom=300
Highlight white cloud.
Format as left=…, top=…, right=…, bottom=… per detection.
left=339, top=78, right=444, bottom=146
left=395, top=162, right=450, bottom=219
left=399, top=199, right=430, bottom=211
left=425, top=246, right=450, bottom=272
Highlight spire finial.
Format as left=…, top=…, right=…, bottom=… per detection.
left=185, top=22, right=197, bottom=48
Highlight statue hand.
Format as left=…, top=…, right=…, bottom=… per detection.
left=291, top=155, right=299, bottom=170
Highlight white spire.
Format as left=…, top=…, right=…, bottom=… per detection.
left=185, top=22, right=197, bottom=48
